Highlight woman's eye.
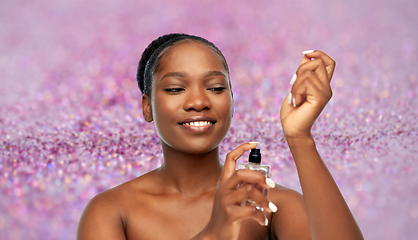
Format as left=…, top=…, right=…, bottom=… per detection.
left=208, top=87, right=226, bottom=92
left=164, top=88, right=184, bottom=93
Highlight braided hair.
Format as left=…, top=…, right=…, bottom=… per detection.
left=136, top=33, right=230, bottom=96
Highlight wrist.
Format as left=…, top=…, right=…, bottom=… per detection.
left=285, top=135, right=315, bottom=149
left=285, top=136, right=320, bottom=165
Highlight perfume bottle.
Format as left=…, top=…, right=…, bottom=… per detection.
left=238, top=148, right=270, bottom=206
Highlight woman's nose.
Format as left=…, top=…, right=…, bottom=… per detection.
left=183, top=88, right=212, bottom=112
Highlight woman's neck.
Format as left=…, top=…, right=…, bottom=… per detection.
left=157, top=143, right=223, bottom=197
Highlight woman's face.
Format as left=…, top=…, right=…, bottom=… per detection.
left=145, top=40, right=233, bottom=154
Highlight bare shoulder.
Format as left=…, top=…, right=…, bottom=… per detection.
left=269, top=185, right=312, bottom=240
left=77, top=184, right=127, bottom=239
left=269, top=184, right=304, bottom=211
left=77, top=170, right=159, bottom=240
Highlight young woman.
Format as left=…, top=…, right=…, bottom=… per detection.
left=77, top=33, right=364, bottom=240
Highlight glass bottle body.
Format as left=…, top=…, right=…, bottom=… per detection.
left=238, top=162, right=270, bottom=206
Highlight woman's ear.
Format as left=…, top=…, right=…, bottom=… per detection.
left=142, top=94, right=153, bottom=123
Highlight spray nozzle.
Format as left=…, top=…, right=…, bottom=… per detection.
left=249, top=148, right=261, bottom=163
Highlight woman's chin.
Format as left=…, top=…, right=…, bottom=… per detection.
left=163, top=140, right=220, bottom=155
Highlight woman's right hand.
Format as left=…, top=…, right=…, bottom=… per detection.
left=202, top=142, right=277, bottom=240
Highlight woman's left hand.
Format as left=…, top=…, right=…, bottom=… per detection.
left=280, top=50, right=336, bottom=139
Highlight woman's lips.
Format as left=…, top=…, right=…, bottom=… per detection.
left=178, top=116, right=216, bottom=125
left=180, top=120, right=214, bottom=126
left=178, top=117, right=216, bottom=133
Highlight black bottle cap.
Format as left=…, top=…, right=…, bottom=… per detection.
left=249, top=148, right=261, bottom=163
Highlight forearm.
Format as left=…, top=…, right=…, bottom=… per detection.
left=287, top=136, right=363, bottom=240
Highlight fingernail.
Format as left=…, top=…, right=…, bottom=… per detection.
left=303, top=50, right=315, bottom=55
left=265, top=218, right=269, bottom=226
left=292, top=97, right=296, bottom=108
left=249, top=142, right=259, bottom=145
left=266, top=178, right=276, bottom=188
left=290, top=73, right=297, bottom=85
left=287, top=92, right=292, bottom=105
left=269, top=202, right=278, bottom=213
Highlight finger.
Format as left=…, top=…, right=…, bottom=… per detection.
left=223, top=169, right=275, bottom=191
left=289, top=71, right=321, bottom=108
left=292, top=69, right=330, bottom=99
left=299, top=52, right=313, bottom=66
left=296, top=58, right=329, bottom=86
left=302, top=50, right=336, bottom=82
left=291, top=72, right=331, bottom=109
left=219, top=142, right=258, bottom=185
left=227, top=183, right=277, bottom=213
left=227, top=205, right=269, bottom=226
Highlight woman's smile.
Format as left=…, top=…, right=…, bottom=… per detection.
left=180, top=121, right=213, bottom=126
left=178, top=116, right=217, bottom=133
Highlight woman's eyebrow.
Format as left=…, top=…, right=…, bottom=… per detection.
left=160, top=72, right=187, bottom=81
left=205, top=71, right=226, bottom=79
left=160, top=71, right=226, bottom=81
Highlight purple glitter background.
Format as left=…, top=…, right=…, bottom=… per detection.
left=1, top=0, right=417, bottom=239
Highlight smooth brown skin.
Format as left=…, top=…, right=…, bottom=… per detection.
left=77, top=41, right=364, bottom=240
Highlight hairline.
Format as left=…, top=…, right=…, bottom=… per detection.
left=145, top=39, right=230, bottom=97
left=153, top=39, right=229, bottom=80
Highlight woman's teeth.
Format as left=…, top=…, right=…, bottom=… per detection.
left=182, top=121, right=213, bottom=126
